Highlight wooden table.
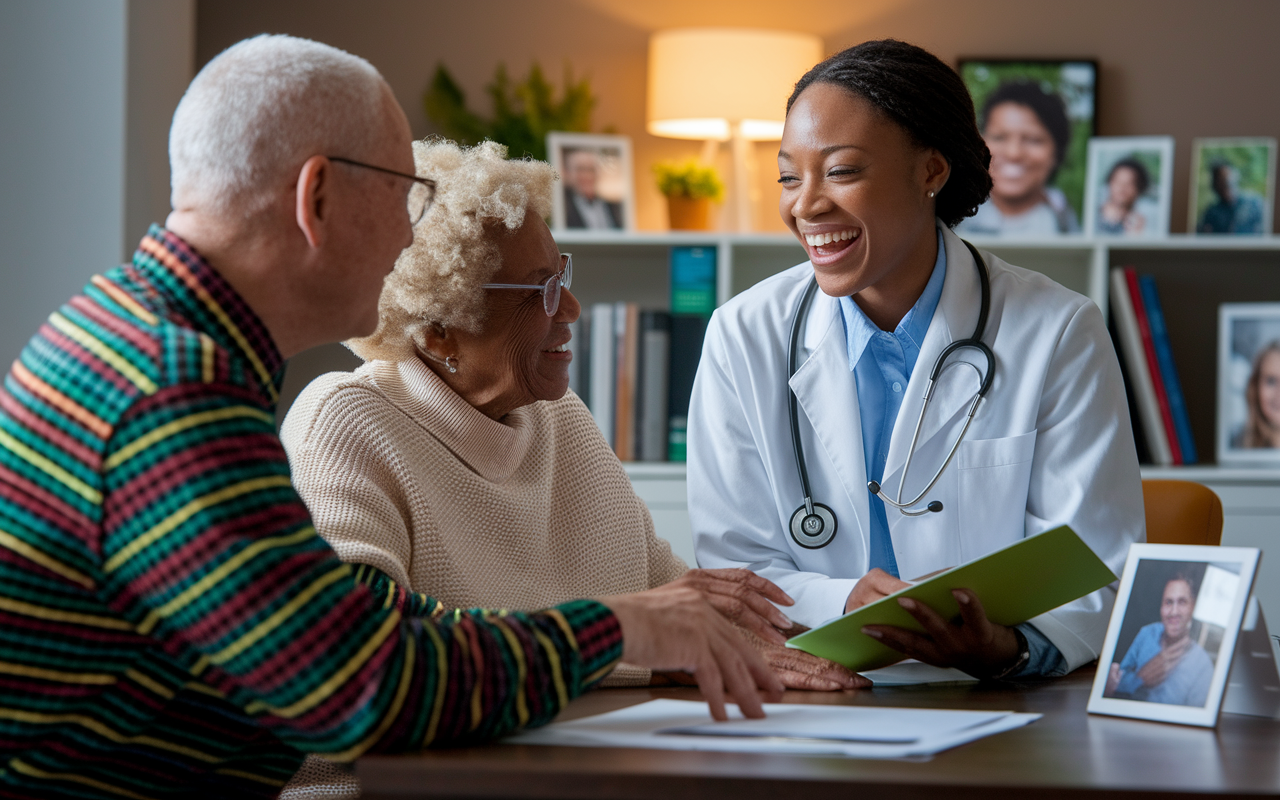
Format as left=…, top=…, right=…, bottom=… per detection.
left=357, top=670, right=1280, bottom=799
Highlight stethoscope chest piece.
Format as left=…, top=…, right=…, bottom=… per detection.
left=790, top=502, right=838, bottom=549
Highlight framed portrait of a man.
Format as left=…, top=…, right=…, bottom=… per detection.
left=955, top=59, right=1096, bottom=238
left=547, top=132, right=635, bottom=232
left=1218, top=303, right=1280, bottom=463
left=1083, top=136, right=1175, bottom=238
left=1189, top=138, right=1276, bottom=236
left=1088, top=544, right=1259, bottom=727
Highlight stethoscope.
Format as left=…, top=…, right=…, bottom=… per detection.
left=787, top=240, right=995, bottom=550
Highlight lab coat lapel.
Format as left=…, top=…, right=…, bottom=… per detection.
left=882, top=228, right=986, bottom=494
left=788, top=289, right=871, bottom=547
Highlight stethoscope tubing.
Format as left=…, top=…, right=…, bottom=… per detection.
left=787, top=240, right=994, bottom=541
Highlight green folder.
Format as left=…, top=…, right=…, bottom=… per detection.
left=785, top=525, right=1117, bottom=672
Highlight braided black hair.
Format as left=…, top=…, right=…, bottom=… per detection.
left=787, top=39, right=992, bottom=227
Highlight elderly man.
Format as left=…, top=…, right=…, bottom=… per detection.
left=1106, top=574, right=1214, bottom=707
left=0, top=35, right=781, bottom=799
left=562, top=147, right=624, bottom=229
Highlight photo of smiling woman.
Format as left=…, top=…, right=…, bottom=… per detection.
left=687, top=40, right=1142, bottom=681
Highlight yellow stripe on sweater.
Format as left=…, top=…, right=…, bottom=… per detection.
left=0, top=428, right=101, bottom=505
left=105, top=406, right=273, bottom=470
left=48, top=312, right=157, bottom=394
left=210, top=561, right=349, bottom=665
left=0, top=660, right=116, bottom=685
left=488, top=616, right=529, bottom=728
left=0, top=708, right=219, bottom=763
left=328, top=642, right=416, bottom=762
left=9, top=759, right=160, bottom=800
left=0, top=528, right=94, bottom=588
left=91, top=275, right=159, bottom=327
left=138, top=526, right=319, bottom=635
left=532, top=629, right=568, bottom=709
left=0, top=595, right=128, bottom=629
left=124, top=668, right=175, bottom=700
left=244, top=611, right=401, bottom=719
left=420, top=618, right=449, bottom=747
left=103, top=475, right=293, bottom=573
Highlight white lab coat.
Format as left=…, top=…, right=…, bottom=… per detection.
left=688, top=225, right=1144, bottom=672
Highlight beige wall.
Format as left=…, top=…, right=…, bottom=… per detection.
left=197, top=0, right=1280, bottom=233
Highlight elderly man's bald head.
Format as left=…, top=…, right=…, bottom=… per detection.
left=169, top=34, right=399, bottom=218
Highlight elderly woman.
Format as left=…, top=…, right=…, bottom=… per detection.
left=281, top=139, right=859, bottom=691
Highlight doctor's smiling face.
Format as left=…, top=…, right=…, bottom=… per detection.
left=779, top=83, right=950, bottom=330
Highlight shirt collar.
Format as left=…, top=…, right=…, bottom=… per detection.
left=838, top=225, right=947, bottom=371
left=132, top=224, right=285, bottom=398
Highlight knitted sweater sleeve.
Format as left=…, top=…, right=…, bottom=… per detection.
left=100, top=385, right=622, bottom=756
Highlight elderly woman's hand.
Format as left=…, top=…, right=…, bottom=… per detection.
left=667, top=568, right=795, bottom=646
left=739, top=625, right=868, bottom=691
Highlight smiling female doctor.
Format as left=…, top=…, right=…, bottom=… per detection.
left=688, top=40, right=1144, bottom=681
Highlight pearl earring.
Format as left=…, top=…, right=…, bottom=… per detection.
left=928, top=190, right=936, bottom=198
left=445, top=356, right=459, bottom=374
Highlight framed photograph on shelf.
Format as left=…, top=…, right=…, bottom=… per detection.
left=547, top=132, right=635, bottom=232
left=1189, top=137, right=1276, bottom=235
left=1218, top=303, right=1280, bottom=462
left=1083, top=136, right=1174, bottom=238
left=955, top=59, right=1096, bottom=238
left=1088, top=544, right=1260, bottom=727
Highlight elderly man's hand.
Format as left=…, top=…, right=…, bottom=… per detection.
left=601, top=585, right=785, bottom=720
left=1136, top=636, right=1193, bottom=688
left=668, top=568, right=795, bottom=646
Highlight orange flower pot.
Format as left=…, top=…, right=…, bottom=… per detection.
left=667, top=195, right=712, bottom=231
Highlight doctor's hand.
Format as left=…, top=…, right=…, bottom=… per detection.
left=859, top=588, right=1022, bottom=679
left=845, top=569, right=911, bottom=614
left=669, top=568, right=796, bottom=646
left=601, top=585, right=785, bottom=720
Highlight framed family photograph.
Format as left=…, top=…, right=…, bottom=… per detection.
left=1088, top=544, right=1260, bottom=727
left=1218, top=303, right=1280, bottom=462
left=955, top=59, right=1096, bottom=238
left=1189, top=137, right=1276, bottom=235
left=1083, top=136, right=1175, bottom=238
left=547, top=132, right=635, bottom=232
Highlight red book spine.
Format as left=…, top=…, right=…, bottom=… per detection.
left=1124, top=267, right=1181, bottom=465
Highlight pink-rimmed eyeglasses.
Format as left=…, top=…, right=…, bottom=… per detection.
left=482, top=253, right=573, bottom=316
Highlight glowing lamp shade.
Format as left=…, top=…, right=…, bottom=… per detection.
left=647, top=28, right=823, bottom=142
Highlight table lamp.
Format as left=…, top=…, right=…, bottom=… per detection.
left=647, top=28, right=823, bottom=231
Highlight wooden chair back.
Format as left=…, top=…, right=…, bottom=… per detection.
left=1141, top=479, right=1224, bottom=546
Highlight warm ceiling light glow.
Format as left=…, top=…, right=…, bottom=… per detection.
left=647, top=28, right=823, bottom=142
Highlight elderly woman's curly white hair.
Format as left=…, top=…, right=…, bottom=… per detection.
left=347, top=138, right=556, bottom=362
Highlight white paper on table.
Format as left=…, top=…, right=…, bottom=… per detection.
left=506, top=699, right=1040, bottom=758
left=860, top=660, right=979, bottom=686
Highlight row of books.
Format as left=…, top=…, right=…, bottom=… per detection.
left=1110, top=267, right=1197, bottom=465
left=566, top=246, right=718, bottom=462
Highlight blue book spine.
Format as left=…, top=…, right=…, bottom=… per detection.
left=670, top=246, right=717, bottom=317
left=1138, top=275, right=1197, bottom=464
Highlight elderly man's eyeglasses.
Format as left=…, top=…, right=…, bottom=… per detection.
left=483, top=254, right=573, bottom=316
left=328, top=156, right=436, bottom=226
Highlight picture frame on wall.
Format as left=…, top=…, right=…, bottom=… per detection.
left=954, top=58, right=1097, bottom=238
left=1083, top=136, right=1175, bottom=238
left=1189, top=137, right=1277, bottom=235
left=1218, top=303, right=1280, bottom=462
left=547, top=132, right=635, bottom=232
left=1088, top=543, right=1260, bottom=728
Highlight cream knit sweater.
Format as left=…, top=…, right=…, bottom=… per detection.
left=280, top=357, right=688, bottom=685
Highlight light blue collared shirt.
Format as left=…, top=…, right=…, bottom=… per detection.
left=838, top=229, right=947, bottom=579
left=835, top=227, right=1065, bottom=678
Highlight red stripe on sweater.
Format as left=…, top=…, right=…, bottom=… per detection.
left=67, top=295, right=160, bottom=359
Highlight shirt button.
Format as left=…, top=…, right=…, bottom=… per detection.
left=892, top=381, right=902, bottom=393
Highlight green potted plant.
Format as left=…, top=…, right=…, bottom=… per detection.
left=652, top=159, right=724, bottom=230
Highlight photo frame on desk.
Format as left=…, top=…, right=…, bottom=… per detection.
left=548, top=132, right=635, bottom=233
left=1218, top=303, right=1280, bottom=463
left=1088, top=544, right=1260, bottom=727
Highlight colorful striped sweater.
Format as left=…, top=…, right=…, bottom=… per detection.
left=0, top=227, right=622, bottom=799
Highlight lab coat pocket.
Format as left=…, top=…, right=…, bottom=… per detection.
left=955, top=430, right=1037, bottom=562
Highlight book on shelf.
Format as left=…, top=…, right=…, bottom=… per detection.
left=1123, top=267, right=1182, bottom=465
left=1110, top=268, right=1173, bottom=465
left=614, top=302, right=640, bottom=461
left=1136, top=274, right=1197, bottom=464
left=588, top=302, right=615, bottom=447
left=666, top=315, right=708, bottom=462
left=637, top=311, right=671, bottom=462
left=670, top=245, right=716, bottom=317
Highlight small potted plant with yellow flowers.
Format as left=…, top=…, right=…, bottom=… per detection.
left=652, top=159, right=725, bottom=230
